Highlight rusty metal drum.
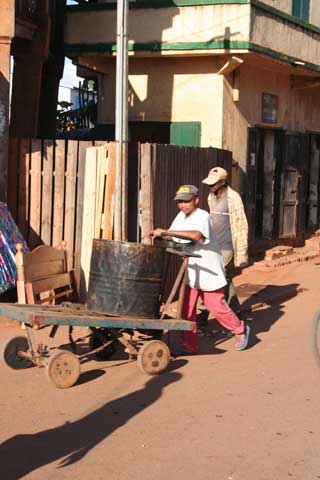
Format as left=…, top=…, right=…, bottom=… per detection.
left=87, top=240, right=166, bottom=317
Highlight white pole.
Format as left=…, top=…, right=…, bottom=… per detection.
left=115, top=0, right=129, bottom=241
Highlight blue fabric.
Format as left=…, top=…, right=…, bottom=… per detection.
left=0, top=202, right=29, bottom=294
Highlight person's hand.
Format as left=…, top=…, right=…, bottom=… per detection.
left=150, top=228, right=166, bottom=238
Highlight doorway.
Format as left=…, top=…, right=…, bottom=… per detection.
left=307, top=134, right=320, bottom=231
left=247, top=128, right=312, bottom=245
left=247, top=128, right=282, bottom=242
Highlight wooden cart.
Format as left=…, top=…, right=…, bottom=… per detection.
left=1, top=302, right=193, bottom=388
left=1, top=239, right=194, bottom=388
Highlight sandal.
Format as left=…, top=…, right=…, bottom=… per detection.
left=235, top=324, right=250, bottom=351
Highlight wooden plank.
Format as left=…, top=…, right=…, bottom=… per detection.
left=140, top=143, right=153, bottom=244
left=74, top=141, right=91, bottom=291
left=24, top=260, right=66, bottom=282
left=30, top=272, right=72, bottom=295
left=95, top=145, right=108, bottom=239
left=103, top=142, right=116, bottom=239
left=18, top=138, right=31, bottom=240
left=37, top=288, right=73, bottom=304
left=29, top=139, right=42, bottom=249
left=22, top=244, right=67, bottom=281
left=41, top=140, right=54, bottom=245
left=0, top=303, right=194, bottom=331
left=80, top=146, right=97, bottom=299
left=15, top=243, right=26, bottom=304
left=64, top=140, right=78, bottom=270
left=7, top=137, right=19, bottom=220
left=23, top=244, right=67, bottom=266
left=52, top=140, right=65, bottom=246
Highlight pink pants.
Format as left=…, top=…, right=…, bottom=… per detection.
left=181, top=286, right=244, bottom=353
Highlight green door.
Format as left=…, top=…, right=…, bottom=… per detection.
left=170, top=122, right=201, bottom=147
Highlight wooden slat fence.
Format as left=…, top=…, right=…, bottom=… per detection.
left=8, top=138, right=109, bottom=292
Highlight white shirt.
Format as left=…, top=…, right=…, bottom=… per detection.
left=169, top=208, right=227, bottom=291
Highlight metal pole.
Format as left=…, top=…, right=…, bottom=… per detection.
left=115, top=0, right=129, bottom=241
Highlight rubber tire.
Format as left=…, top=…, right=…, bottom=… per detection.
left=46, top=350, right=80, bottom=389
left=137, top=340, right=170, bottom=375
left=3, top=336, right=33, bottom=369
left=312, top=308, right=320, bottom=368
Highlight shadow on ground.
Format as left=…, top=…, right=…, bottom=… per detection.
left=0, top=362, right=186, bottom=480
left=196, top=283, right=302, bottom=351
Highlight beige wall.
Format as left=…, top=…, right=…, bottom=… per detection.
left=1, top=0, right=14, bottom=38
left=66, top=4, right=250, bottom=45
left=100, top=57, right=224, bottom=147
left=310, top=0, right=320, bottom=27
left=259, top=0, right=292, bottom=15
left=94, top=53, right=320, bottom=164
left=251, top=4, right=320, bottom=65
left=261, top=0, right=320, bottom=27
left=222, top=62, right=320, bottom=171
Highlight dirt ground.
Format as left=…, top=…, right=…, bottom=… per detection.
left=0, top=259, right=320, bottom=480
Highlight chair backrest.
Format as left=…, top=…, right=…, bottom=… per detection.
left=15, top=242, right=78, bottom=305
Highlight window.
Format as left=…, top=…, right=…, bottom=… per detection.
left=292, top=0, right=310, bottom=22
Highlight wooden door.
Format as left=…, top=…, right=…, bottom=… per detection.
left=279, top=133, right=309, bottom=238
left=279, top=168, right=299, bottom=238
left=307, top=135, right=320, bottom=231
left=247, top=128, right=263, bottom=241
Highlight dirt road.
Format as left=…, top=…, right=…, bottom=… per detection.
left=0, top=259, right=320, bottom=480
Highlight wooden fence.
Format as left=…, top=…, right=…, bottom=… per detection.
left=8, top=138, right=232, bottom=299
left=8, top=138, right=110, bottom=294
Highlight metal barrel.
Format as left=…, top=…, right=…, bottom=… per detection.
left=87, top=239, right=166, bottom=317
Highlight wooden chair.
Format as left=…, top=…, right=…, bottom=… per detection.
left=15, top=241, right=78, bottom=307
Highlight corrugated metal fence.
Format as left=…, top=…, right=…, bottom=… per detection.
left=145, top=144, right=232, bottom=299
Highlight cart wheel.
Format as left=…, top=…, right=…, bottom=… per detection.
left=46, top=350, right=80, bottom=388
left=3, top=336, right=33, bottom=369
left=137, top=340, right=170, bottom=375
left=89, top=328, right=118, bottom=361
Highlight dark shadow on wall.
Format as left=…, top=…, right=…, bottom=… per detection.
left=0, top=70, right=10, bottom=202
left=0, top=369, right=183, bottom=480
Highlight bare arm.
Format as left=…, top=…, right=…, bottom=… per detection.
left=150, top=228, right=203, bottom=242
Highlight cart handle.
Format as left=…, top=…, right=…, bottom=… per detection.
left=160, top=232, right=195, bottom=243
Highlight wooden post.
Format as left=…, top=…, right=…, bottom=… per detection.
left=52, top=140, right=65, bottom=246
left=80, top=146, right=97, bottom=299
left=140, top=143, right=153, bottom=244
left=18, top=138, right=31, bottom=239
left=29, top=139, right=42, bottom=248
left=103, top=142, right=116, bottom=240
left=41, top=139, right=54, bottom=245
left=95, top=145, right=108, bottom=239
left=74, top=141, right=91, bottom=291
left=15, top=243, right=26, bottom=304
left=64, top=140, right=77, bottom=270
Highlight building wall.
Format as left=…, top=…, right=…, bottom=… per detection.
left=65, top=4, right=251, bottom=45
left=261, top=0, right=320, bottom=28
left=101, top=57, right=225, bottom=147
left=260, top=0, right=292, bottom=15
left=222, top=62, right=320, bottom=171
left=310, top=1, right=320, bottom=27
left=251, top=4, right=320, bottom=66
